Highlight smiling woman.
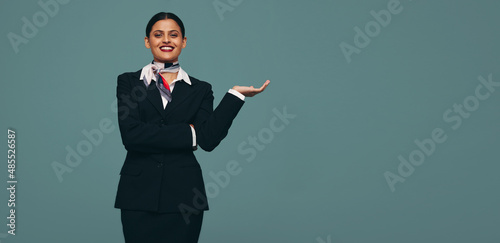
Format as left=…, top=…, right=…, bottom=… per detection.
left=114, top=12, right=270, bottom=243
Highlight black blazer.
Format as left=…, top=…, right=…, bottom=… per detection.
left=114, top=69, right=244, bottom=213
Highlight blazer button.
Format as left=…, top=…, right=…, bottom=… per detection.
left=157, top=162, right=164, bottom=168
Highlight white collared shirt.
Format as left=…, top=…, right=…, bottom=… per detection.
left=139, top=62, right=245, bottom=148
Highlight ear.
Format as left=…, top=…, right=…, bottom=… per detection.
left=181, top=36, right=187, bottom=49
left=144, top=36, right=151, bottom=49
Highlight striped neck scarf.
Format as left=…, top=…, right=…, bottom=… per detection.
left=151, top=61, right=180, bottom=101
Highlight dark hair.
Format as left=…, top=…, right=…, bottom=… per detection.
left=146, top=12, right=185, bottom=38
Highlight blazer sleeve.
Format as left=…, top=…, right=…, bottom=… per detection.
left=193, top=83, right=245, bottom=152
left=116, top=73, right=193, bottom=153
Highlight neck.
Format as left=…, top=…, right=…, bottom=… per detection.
left=160, top=71, right=178, bottom=86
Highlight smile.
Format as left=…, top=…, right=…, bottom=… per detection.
left=160, top=46, right=174, bottom=52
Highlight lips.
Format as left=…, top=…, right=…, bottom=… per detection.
left=160, top=45, right=174, bottom=52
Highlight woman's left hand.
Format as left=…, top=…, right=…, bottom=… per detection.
left=232, top=80, right=270, bottom=97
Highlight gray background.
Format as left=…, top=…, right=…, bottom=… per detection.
left=1, top=0, right=499, bottom=242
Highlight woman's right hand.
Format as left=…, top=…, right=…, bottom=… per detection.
left=232, top=80, right=270, bottom=97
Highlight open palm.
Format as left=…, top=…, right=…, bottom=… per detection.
left=232, top=80, right=270, bottom=97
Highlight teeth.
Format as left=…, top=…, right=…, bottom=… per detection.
left=161, top=47, right=173, bottom=50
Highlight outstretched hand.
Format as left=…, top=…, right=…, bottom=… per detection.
left=232, top=80, right=270, bottom=97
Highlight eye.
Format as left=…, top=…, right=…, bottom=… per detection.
left=170, top=34, right=178, bottom=38
left=154, top=33, right=162, bottom=38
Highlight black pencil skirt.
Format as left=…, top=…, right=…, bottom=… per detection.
left=120, top=209, right=204, bottom=243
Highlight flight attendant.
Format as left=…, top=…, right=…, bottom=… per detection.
left=114, top=12, right=270, bottom=243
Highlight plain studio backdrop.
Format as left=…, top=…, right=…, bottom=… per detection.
left=0, top=0, right=499, bottom=242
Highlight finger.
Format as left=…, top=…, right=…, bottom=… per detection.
left=256, top=81, right=269, bottom=92
left=262, top=80, right=270, bottom=88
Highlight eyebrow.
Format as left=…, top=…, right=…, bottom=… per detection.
left=152, top=30, right=180, bottom=33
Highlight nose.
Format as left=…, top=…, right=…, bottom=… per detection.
left=162, top=34, right=170, bottom=43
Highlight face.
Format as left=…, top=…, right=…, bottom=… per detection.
left=145, top=18, right=186, bottom=63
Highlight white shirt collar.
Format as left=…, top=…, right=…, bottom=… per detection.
left=140, top=62, right=191, bottom=87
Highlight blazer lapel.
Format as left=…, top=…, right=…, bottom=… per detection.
left=145, top=81, right=165, bottom=116
left=164, top=80, right=194, bottom=118
left=130, top=69, right=164, bottom=116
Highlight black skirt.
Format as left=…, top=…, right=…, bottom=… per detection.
left=120, top=209, right=204, bottom=243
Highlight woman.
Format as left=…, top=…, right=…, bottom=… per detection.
left=114, top=12, right=269, bottom=242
